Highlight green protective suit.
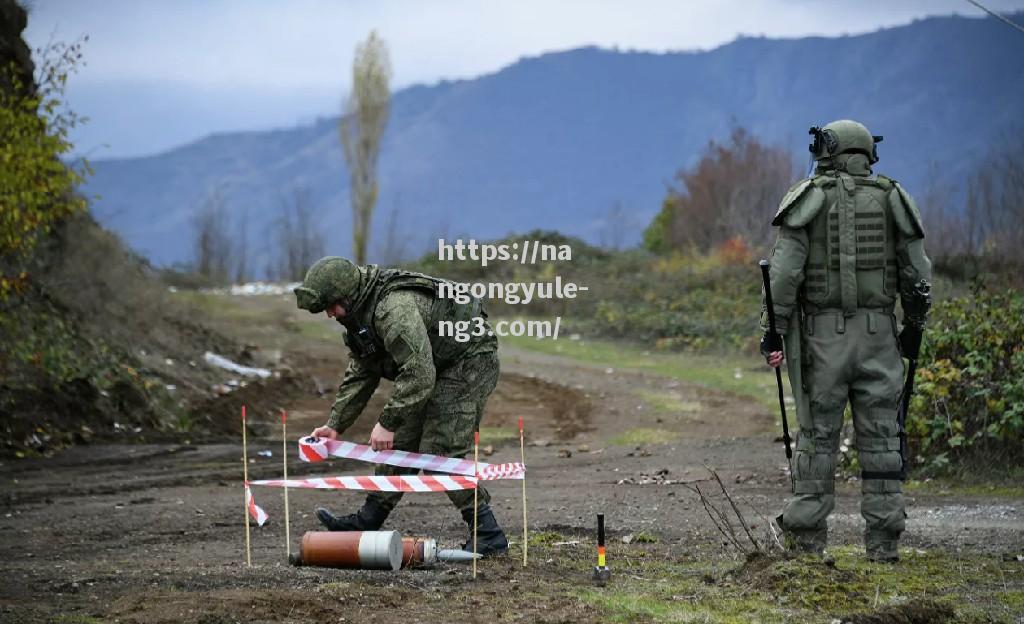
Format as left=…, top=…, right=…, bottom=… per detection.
left=327, top=266, right=499, bottom=514
left=765, top=151, right=931, bottom=559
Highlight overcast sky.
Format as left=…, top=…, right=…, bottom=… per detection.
left=22, top=0, right=1024, bottom=158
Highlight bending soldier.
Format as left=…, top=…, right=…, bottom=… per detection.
left=294, top=256, right=509, bottom=556
left=761, top=120, right=932, bottom=562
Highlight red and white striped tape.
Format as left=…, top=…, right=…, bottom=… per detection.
left=245, top=484, right=268, bottom=526
left=297, top=437, right=525, bottom=480
left=250, top=474, right=478, bottom=492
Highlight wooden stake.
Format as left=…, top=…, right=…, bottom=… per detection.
left=472, top=430, right=480, bottom=580
left=242, top=405, right=252, bottom=568
left=281, top=409, right=291, bottom=560
left=519, top=416, right=528, bottom=567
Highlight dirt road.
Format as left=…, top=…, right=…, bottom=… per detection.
left=2, top=294, right=1021, bottom=623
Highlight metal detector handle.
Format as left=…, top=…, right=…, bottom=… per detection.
left=897, top=356, right=918, bottom=480
left=758, top=260, right=793, bottom=462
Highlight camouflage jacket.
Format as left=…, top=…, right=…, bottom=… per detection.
left=327, top=267, right=496, bottom=433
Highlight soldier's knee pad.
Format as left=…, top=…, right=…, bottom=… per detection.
left=858, top=435, right=903, bottom=482
left=793, top=433, right=837, bottom=495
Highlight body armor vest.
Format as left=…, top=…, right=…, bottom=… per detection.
left=343, top=268, right=486, bottom=365
left=803, top=172, right=898, bottom=311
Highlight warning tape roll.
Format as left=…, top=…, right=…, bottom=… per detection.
left=297, top=437, right=524, bottom=481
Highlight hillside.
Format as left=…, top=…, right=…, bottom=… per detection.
left=84, top=12, right=1024, bottom=271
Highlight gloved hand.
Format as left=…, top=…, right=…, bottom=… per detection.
left=760, top=331, right=783, bottom=360
left=899, top=326, right=923, bottom=360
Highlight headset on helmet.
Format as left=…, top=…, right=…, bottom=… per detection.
left=809, top=120, right=883, bottom=165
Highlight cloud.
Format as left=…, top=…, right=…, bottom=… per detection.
left=22, top=0, right=1024, bottom=156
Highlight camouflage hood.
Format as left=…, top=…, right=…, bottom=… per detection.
left=347, top=264, right=381, bottom=318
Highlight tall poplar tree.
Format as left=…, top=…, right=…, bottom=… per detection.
left=340, top=31, right=391, bottom=265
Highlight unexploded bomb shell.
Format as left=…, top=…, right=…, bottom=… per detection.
left=298, top=531, right=402, bottom=570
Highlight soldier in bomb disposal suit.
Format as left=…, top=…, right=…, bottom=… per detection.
left=294, top=256, right=509, bottom=556
left=761, top=120, right=932, bottom=562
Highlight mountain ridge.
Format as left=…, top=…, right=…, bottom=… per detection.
left=84, top=12, right=1024, bottom=271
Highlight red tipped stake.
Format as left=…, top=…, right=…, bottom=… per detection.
left=519, top=416, right=528, bottom=567
left=281, top=409, right=291, bottom=560
left=473, top=430, right=480, bottom=580
left=242, top=404, right=251, bottom=567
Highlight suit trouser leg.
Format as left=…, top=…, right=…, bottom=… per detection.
left=851, top=312, right=906, bottom=559
left=419, top=351, right=500, bottom=513
left=780, top=312, right=851, bottom=551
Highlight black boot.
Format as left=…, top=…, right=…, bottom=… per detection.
left=316, top=499, right=389, bottom=532
left=461, top=504, right=509, bottom=557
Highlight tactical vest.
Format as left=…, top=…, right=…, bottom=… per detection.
left=343, top=268, right=487, bottom=365
left=802, top=172, right=898, bottom=312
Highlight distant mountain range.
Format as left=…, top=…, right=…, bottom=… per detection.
left=84, top=12, right=1024, bottom=272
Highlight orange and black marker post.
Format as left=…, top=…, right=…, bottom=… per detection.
left=592, top=513, right=610, bottom=586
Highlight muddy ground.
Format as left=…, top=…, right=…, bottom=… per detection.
left=1, top=293, right=1022, bottom=623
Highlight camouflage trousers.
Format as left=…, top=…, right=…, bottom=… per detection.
left=779, top=309, right=906, bottom=558
left=368, top=350, right=500, bottom=514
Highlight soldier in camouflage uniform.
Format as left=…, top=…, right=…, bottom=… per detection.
left=762, top=120, right=932, bottom=562
left=294, top=256, right=509, bottom=556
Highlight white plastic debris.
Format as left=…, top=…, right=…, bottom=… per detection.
left=203, top=352, right=271, bottom=378
left=229, top=282, right=301, bottom=296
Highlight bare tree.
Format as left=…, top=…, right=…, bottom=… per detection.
left=274, top=187, right=326, bottom=281
left=375, top=201, right=408, bottom=266
left=647, top=127, right=795, bottom=255
left=967, top=133, right=1024, bottom=269
left=340, top=30, right=392, bottom=265
left=918, top=162, right=967, bottom=267
left=191, top=187, right=233, bottom=284
left=598, top=201, right=629, bottom=250
left=234, top=207, right=249, bottom=284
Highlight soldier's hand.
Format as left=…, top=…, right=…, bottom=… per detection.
left=369, top=422, right=394, bottom=451
left=311, top=425, right=338, bottom=440
left=760, top=332, right=784, bottom=368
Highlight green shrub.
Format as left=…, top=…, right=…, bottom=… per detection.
left=408, top=231, right=762, bottom=353
left=909, top=286, right=1024, bottom=473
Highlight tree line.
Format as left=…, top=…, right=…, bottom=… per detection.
left=643, top=126, right=1024, bottom=280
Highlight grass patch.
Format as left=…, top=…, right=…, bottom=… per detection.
left=294, top=319, right=344, bottom=342
left=479, top=426, right=519, bottom=444
left=529, top=530, right=566, bottom=547
left=174, top=290, right=271, bottom=324
left=574, top=546, right=1023, bottom=623
left=997, top=589, right=1024, bottom=612
left=503, top=333, right=784, bottom=409
left=905, top=478, right=1024, bottom=498
left=637, top=389, right=702, bottom=414
left=609, top=427, right=677, bottom=446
